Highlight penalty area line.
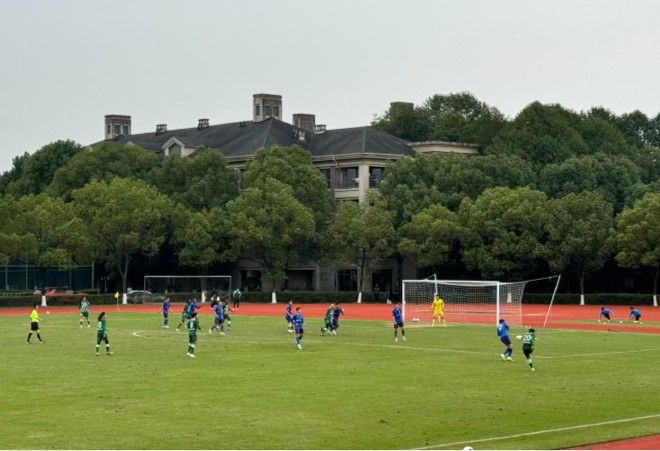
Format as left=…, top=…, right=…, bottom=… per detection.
left=413, top=413, right=660, bottom=450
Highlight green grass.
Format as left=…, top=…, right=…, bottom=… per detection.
left=2, top=311, right=659, bottom=449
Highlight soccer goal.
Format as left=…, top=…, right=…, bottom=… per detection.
left=402, top=276, right=560, bottom=326
left=143, top=275, right=232, bottom=303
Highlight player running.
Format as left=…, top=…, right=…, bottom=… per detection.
left=162, top=297, right=171, bottom=328
left=80, top=296, right=91, bottom=328
left=222, top=299, right=233, bottom=330
left=520, top=328, right=536, bottom=372
left=292, top=307, right=304, bottom=350
left=321, top=303, right=335, bottom=336
left=598, top=307, right=612, bottom=323
left=27, top=303, right=44, bottom=344
left=176, top=299, right=191, bottom=331
left=331, top=303, right=344, bottom=335
left=95, top=312, right=112, bottom=356
left=392, top=303, right=406, bottom=342
left=431, top=294, right=446, bottom=327
left=187, top=312, right=201, bottom=358
left=285, top=300, right=294, bottom=333
left=209, top=300, right=226, bottom=336
left=497, top=319, right=513, bottom=361
left=629, top=307, right=642, bottom=324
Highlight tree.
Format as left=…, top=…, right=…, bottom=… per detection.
left=576, top=116, right=632, bottom=157
left=612, top=193, right=660, bottom=306
left=152, top=147, right=239, bottom=211
left=172, top=207, right=230, bottom=274
left=485, top=102, right=587, bottom=167
left=458, top=187, right=550, bottom=279
left=48, top=142, right=160, bottom=200
left=224, top=177, right=315, bottom=291
left=372, top=101, right=432, bottom=141
left=2, top=140, right=83, bottom=197
left=242, top=145, right=333, bottom=226
left=398, top=204, right=463, bottom=268
left=322, top=192, right=395, bottom=299
left=546, top=192, right=613, bottom=304
left=0, top=153, right=30, bottom=195
left=422, top=92, right=507, bottom=146
left=72, top=178, right=173, bottom=296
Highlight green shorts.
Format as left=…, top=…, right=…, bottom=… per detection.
left=81, top=312, right=89, bottom=318
left=188, top=333, right=197, bottom=344
left=96, top=332, right=109, bottom=344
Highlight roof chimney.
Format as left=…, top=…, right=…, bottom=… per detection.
left=156, top=124, right=167, bottom=135
left=253, top=93, right=282, bottom=122
left=104, top=114, right=131, bottom=140
left=292, top=113, right=316, bottom=132
left=198, top=118, right=209, bottom=130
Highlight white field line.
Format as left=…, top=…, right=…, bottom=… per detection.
left=413, top=413, right=660, bottom=450
left=129, top=330, right=660, bottom=359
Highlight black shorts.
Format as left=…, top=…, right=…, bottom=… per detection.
left=523, top=347, right=534, bottom=358
left=30, top=322, right=39, bottom=331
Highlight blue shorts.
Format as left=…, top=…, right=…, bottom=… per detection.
left=285, top=314, right=292, bottom=322
left=295, top=328, right=304, bottom=334
left=163, top=312, right=169, bottom=318
left=215, top=316, right=224, bottom=325
left=500, top=336, right=512, bottom=346
left=394, top=321, right=404, bottom=328
left=632, top=314, right=641, bottom=320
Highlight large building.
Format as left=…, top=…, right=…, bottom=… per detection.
left=103, top=94, right=479, bottom=294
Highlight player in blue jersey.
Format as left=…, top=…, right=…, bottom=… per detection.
left=162, top=297, right=171, bottom=328
left=292, top=307, right=304, bottom=350
left=209, top=300, right=226, bottom=336
left=598, top=307, right=612, bottom=323
left=497, top=319, right=513, bottom=361
left=331, top=303, right=344, bottom=335
left=392, top=303, right=406, bottom=342
left=629, top=307, right=642, bottom=323
left=285, top=301, right=294, bottom=333
left=187, top=298, right=201, bottom=317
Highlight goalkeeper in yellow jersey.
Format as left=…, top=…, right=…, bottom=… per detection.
left=431, top=295, right=446, bottom=327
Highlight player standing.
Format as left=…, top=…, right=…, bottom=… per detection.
left=629, top=307, right=642, bottom=323
left=431, top=295, right=446, bottom=327
left=392, top=302, right=406, bottom=342
left=187, top=312, right=201, bottom=358
left=209, top=300, right=225, bottom=336
left=292, top=307, right=304, bottom=350
left=80, top=296, right=91, bottom=328
left=521, top=328, right=536, bottom=372
left=497, top=319, right=513, bottom=361
left=321, top=303, right=335, bottom=336
left=27, top=303, right=44, bottom=344
left=285, top=300, right=294, bottom=333
left=331, top=303, right=344, bottom=335
left=176, top=299, right=191, bottom=331
left=598, top=307, right=612, bottom=323
left=95, top=312, right=112, bottom=356
left=162, top=297, right=171, bottom=328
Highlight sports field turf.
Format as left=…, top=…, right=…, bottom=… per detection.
left=2, top=309, right=659, bottom=449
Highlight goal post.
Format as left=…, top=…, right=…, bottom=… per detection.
left=143, top=275, right=232, bottom=303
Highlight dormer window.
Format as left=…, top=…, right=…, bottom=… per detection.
left=168, top=143, right=181, bottom=157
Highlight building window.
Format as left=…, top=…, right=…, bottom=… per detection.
left=273, top=106, right=279, bottom=117
left=113, top=124, right=120, bottom=135
left=337, top=269, right=357, bottom=291
left=255, top=105, right=260, bottom=117
left=264, top=105, right=272, bottom=117
left=168, top=143, right=181, bottom=157
left=338, top=167, right=359, bottom=189
left=319, top=168, right=331, bottom=188
left=122, top=125, right=129, bottom=135
left=106, top=124, right=111, bottom=136
left=369, top=167, right=384, bottom=188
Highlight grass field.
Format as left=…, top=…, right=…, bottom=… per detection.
left=2, top=309, right=659, bottom=449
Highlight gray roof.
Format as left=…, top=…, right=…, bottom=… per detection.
left=108, top=118, right=413, bottom=159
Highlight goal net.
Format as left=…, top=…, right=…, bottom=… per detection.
left=143, top=275, right=232, bottom=302
left=402, top=278, right=528, bottom=326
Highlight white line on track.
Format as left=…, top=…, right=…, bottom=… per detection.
left=413, top=413, right=660, bottom=450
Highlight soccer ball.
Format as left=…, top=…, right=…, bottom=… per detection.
left=46, top=311, right=50, bottom=315
left=412, top=317, right=420, bottom=322
left=516, top=335, right=522, bottom=340
left=463, top=447, right=474, bottom=451
left=619, top=320, right=623, bottom=324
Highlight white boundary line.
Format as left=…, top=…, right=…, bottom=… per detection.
left=413, top=413, right=660, bottom=450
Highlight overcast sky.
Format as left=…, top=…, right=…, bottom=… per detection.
left=1, top=0, right=659, bottom=172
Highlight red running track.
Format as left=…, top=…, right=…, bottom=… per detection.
left=570, top=433, right=660, bottom=450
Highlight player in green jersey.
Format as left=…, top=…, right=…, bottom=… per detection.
left=521, top=328, right=536, bottom=372
left=321, top=303, right=335, bottom=335
left=80, top=297, right=91, bottom=328
left=222, top=300, right=232, bottom=330
left=95, top=312, right=112, bottom=356
left=176, top=299, right=191, bottom=331
left=187, top=312, right=201, bottom=358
